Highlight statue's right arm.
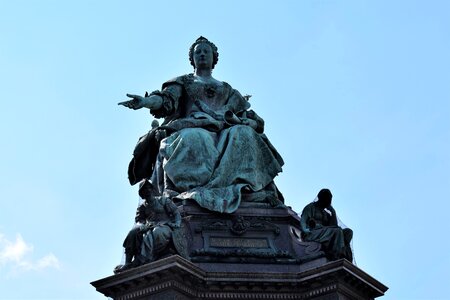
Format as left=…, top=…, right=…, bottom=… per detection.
left=148, top=84, right=183, bottom=118
left=119, top=83, right=183, bottom=119
left=118, top=94, right=163, bottom=110
left=299, top=205, right=312, bottom=234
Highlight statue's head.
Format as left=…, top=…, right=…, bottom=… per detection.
left=138, top=179, right=153, bottom=199
left=189, top=36, right=219, bottom=69
left=317, top=188, right=332, bottom=208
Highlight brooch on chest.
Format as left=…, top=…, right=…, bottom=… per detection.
left=204, top=84, right=216, bottom=98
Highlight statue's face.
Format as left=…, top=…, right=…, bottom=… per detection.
left=317, top=196, right=332, bottom=208
left=193, top=42, right=213, bottom=69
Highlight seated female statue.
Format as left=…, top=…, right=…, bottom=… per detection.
left=119, top=37, right=284, bottom=213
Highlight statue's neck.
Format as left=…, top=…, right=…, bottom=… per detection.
left=194, top=68, right=212, bottom=78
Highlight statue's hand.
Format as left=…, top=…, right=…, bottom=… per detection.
left=302, top=228, right=311, bottom=234
left=168, top=222, right=181, bottom=229
left=328, top=206, right=336, bottom=214
left=140, top=222, right=155, bottom=232
left=118, top=94, right=146, bottom=110
left=314, top=224, right=324, bottom=230
left=119, top=93, right=163, bottom=110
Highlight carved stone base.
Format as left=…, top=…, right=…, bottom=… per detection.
left=178, top=201, right=325, bottom=265
left=92, top=202, right=387, bottom=299
left=91, top=255, right=387, bottom=299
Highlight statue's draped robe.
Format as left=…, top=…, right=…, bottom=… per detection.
left=130, top=74, right=284, bottom=213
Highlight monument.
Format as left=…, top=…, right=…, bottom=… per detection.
left=91, top=37, right=388, bottom=299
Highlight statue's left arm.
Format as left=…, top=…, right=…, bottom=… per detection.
left=328, top=206, right=338, bottom=226
left=221, top=86, right=265, bottom=133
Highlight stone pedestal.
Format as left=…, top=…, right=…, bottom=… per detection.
left=178, top=201, right=325, bottom=267
left=92, top=202, right=387, bottom=299
left=91, top=255, right=387, bottom=299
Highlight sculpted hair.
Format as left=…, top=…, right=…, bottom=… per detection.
left=189, top=36, right=219, bottom=69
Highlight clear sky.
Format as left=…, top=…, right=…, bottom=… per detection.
left=0, top=1, right=449, bottom=299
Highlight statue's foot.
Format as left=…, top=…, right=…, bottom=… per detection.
left=113, top=263, right=133, bottom=274
left=113, top=264, right=124, bottom=274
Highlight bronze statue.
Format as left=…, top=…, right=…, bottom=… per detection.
left=119, top=36, right=284, bottom=213
left=113, top=38, right=356, bottom=275
left=299, top=189, right=353, bottom=261
left=114, top=180, right=181, bottom=273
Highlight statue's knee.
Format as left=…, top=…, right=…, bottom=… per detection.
left=343, top=228, right=353, bottom=242
left=152, top=226, right=172, bottom=251
left=178, top=128, right=214, bottom=145
left=326, top=227, right=344, bottom=240
left=228, top=124, right=256, bottom=140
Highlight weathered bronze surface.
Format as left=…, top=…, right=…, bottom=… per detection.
left=114, top=180, right=185, bottom=273
left=115, top=37, right=352, bottom=274
left=116, top=37, right=293, bottom=269
left=119, top=36, right=283, bottom=215
left=300, top=189, right=353, bottom=261
left=91, top=36, right=387, bottom=299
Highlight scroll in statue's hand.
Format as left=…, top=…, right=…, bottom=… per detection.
left=223, top=110, right=258, bottom=130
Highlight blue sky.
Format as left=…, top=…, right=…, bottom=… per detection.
left=0, top=1, right=449, bottom=299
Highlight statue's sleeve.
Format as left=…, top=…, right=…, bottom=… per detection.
left=299, top=203, right=313, bottom=234
left=149, top=77, right=184, bottom=119
left=222, top=83, right=266, bottom=133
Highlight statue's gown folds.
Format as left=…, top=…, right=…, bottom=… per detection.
left=129, top=74, right=284, bottom=213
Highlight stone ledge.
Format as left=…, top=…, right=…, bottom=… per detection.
left=91, top=255, right=388, bottom=299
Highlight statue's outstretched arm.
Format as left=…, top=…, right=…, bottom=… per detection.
left=118, top=94, right=163, bottom=110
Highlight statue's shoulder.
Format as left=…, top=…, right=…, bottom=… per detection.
left=162, top=74, right=194, bottom=89
left=221, top=80, right=232, bottom=89
left=301, top=202, right=316, bottom=214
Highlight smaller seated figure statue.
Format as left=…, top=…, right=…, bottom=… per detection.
left=299, top=189, right=353, bottom=262
left=114, top=180, right=182, bottom=273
